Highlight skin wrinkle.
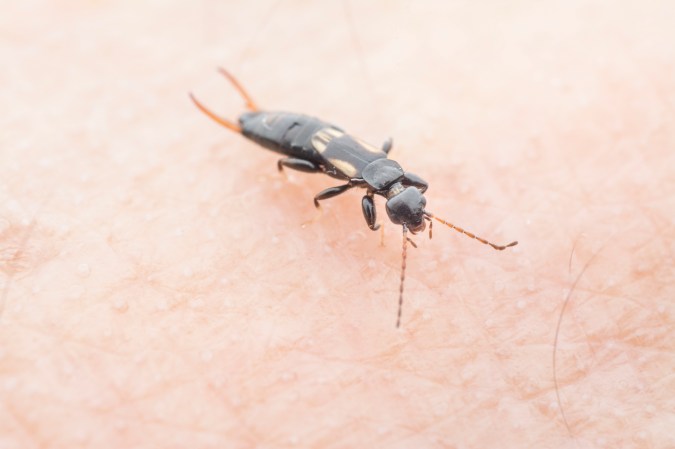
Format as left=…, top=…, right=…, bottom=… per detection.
left=0, top=217, right=45, bottom=320
left=1, top=1, right=675, bottom=448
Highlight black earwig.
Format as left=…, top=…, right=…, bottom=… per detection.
left=190, top=69, right=518, bottom=327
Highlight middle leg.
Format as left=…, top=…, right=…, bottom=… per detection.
left=313, top=184, right=353, bottom=208
left=277, top=157, right=322, bottom=173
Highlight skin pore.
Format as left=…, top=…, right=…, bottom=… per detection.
left=1, top=1, right=674, bottom=448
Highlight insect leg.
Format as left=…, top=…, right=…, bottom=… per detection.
left=313, top=184, right=353, bottom=208
left=277, top=157, right=322, bottom=173
left=402, top=172, right=428, bottom=193
left=361, top=194, right=380, bottom=231
left=382, top=138, right=393, bottom=154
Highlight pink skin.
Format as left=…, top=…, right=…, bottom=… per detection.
left=1, top=1, right=674, bottom=448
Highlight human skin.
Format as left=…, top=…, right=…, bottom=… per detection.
left=1, top=1, right=674, bottom=448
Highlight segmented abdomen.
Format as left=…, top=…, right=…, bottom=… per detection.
left=239, top=111, right=340, bottom=164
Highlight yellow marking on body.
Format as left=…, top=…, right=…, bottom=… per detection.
left=329, top=158, right=359, bottom=178
left=311, top=128, right=344, bottom=153
left=356, top=137, right=384, bottom=154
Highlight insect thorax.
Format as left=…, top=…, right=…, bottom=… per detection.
left=361, top=159, right=405, bottom=191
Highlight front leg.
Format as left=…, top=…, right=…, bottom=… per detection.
left=402, top=171, right=428, bottom=193
left=313, top=183, right=353, bottom=208
left=361, top=193, right=380, bottom=231
left=277, top=157, right=321, bottom=173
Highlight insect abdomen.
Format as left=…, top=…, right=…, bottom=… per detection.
left=239, top=111, right=337, bottom=163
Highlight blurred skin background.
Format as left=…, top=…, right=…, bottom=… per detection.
left=1, top=1, right=674, bottom=448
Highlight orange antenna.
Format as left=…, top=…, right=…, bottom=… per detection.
left=397, top=224, right=409, bottom=328
left=424, top=212, right=518, bottom=250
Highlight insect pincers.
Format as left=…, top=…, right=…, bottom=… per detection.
left=190, top=69, right=518, bottom=328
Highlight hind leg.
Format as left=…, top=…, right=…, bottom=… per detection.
left=313, top=184, right=353, bottom=208
left=277, top=158, right=321, bottom=173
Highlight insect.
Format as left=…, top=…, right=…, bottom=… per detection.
left=190, top=69, right=518, bottom=327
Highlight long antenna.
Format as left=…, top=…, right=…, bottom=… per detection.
left=424, top=212, right=518, bottom=250
left=397, top=224, right=409, bottom=328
